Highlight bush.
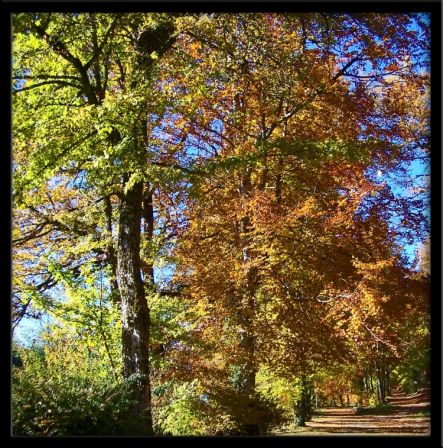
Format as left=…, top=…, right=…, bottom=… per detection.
left=154, top=380, right=284, bottom=436
left=12, top=347, right=146, bottom=436
left=154, top=382, right=209, bottom=436
left=212, top=391, right=284, bottom=435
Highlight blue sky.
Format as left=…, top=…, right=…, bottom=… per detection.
left=390, top=158, right=430, bottom=265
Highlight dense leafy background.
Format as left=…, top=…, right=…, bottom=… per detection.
left=12, top=12, right=430, bottom=435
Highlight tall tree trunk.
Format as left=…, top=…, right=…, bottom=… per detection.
left=376, top=376, right=384, bottom=404
left=116, top=180, right=153, bottom=434
left=237, top=168, right=260, bottom=435
left=239, top=169, right=255, bottom=383
left=374, top=343, right=386, bottom=404
left=239, top=291, right=256, bottom=391
left=386, top=369, right=391, bottom=396
left=368, top=373, right=374, bottom=396
left=294, top=376, right=313, bottom=426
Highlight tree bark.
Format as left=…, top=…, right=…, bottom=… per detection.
left=374, top=343, right=386, bottom=404
left=294, top=376, right=313, bottom=426
left=116, top=180, right=153, bottom=434
left=386, top=369, right=391, bottom=396
left=237, top=169, right=260, bottom=435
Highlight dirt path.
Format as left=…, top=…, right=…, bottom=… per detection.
left=278, top=388, right=430, bottom=436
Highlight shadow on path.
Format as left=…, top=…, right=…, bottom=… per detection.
left=280, top=388, right=430, bottom=436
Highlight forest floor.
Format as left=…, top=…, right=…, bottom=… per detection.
left=275, top=388, right=431, bottom=436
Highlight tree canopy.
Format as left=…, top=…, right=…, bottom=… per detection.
left=12, top=12, right=430, bottom=436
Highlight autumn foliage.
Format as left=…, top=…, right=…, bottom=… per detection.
left=12, top=12, right=430, bottom=435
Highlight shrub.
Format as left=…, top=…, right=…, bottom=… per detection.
left=12, top=347, right=146, bottom=436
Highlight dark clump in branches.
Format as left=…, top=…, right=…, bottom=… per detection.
left=136, top=22, right=176, bottom=58
left=106, top=127, right=122, bottom=146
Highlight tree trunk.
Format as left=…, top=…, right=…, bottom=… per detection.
left=369, top=373, right=374, bottom=396
left=239, top=294, right=256, bottom=392
left=116, top=180, right=153, bottom=434
left=295, top=377, right=313, bottom=426
left=377, top=370, right=386, bottom=404
left=386, top=369, right=391, bottom=396
left=376, top=376, right=384, bottom=404
left=237, top=169, right=259, bottom=435
left=374, top=344, right=386, bottom=404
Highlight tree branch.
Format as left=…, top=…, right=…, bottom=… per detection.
left=31, top=22, right=99, bottom=104
left=84, top=18, right=118, bottom=71
left=13, top=79, right=83, bottom=94
left=13, top=74, right=82, bottom=81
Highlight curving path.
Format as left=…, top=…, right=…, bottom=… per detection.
left=280, top=388, right=430, bottom=436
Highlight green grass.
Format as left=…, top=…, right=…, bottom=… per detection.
left=355, top=403, right=398, bottom=415
left=411, top=407, right=430, bottom=418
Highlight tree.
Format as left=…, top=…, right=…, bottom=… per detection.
left=13, top=12, right=430, bottom=435
left=168, top=12, right=429, bottom=433
left=13, top=12, right=184, bottom=433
